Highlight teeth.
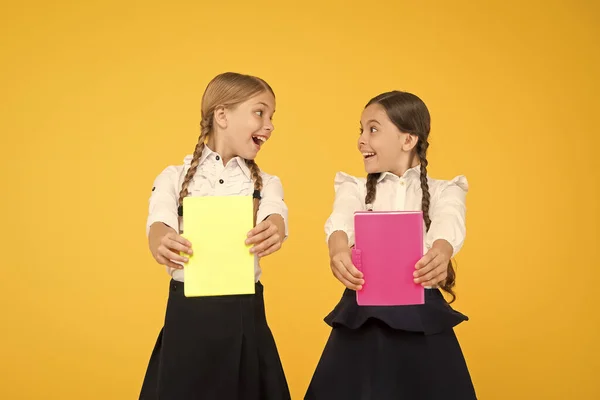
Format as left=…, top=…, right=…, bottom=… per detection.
left=253, top=136, right=266, bottom=142
left=362, top=152, right=375, bottom=157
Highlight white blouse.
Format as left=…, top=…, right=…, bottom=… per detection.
left=146, top=145, right=288, bottom=282
left=324, top=165, right=468, bottom=257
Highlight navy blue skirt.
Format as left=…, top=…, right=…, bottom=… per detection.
left=140, top=280, right=290, bottom=400
left=305, top=288, right=477, bottom=399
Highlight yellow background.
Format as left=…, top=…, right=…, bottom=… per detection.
left=1, top=0, right=598, bottom=398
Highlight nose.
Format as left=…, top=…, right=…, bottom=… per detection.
left=264, top=119, right=274, bottom=134
left=358, top=132, right=366, bottom=147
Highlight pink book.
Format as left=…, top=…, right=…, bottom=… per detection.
left=352, top=211, right=425, bottom=306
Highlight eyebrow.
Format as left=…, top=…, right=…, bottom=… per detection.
left=258, top=101, right=275, bottom=113
left=360, top=119, right=380, bottom=126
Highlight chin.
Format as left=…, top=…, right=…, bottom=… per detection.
left=239, top=148, right=258, bottom=161
left=363, top=163, right=381, bottom=174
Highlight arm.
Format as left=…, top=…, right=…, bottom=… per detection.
left=325, top=173, right=366, bottom=290
left=246, top=175, right=288, bottom=257
left=415, top=176, right=469, bottom=286
left=146, top=166, right=192, bottom=268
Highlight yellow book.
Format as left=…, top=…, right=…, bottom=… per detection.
left=181, top=195, right=255, bottom=297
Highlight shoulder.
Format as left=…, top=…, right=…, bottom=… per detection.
left=334, top=171, right=366, bottom=188
left=151, top=157, right=190, bottom=187
left=428, top=174, right=469, bottom=197
left=258, top=169, right=283, bottom=186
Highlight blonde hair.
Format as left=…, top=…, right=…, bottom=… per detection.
left=178, top=72, right=274, bottom=226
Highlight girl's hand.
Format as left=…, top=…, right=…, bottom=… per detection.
left=327, top=231, right=364, bottom=290
left=148, top=222, right=193, bottom=269
left=245, top=215, right=284, bottom=257
left=330, top=247, right=364, bottom=291
left=414, top=239, right=453, bottom=287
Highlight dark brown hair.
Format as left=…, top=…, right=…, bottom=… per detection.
left=364, top=91, right=457, bottom=302
left=178, top=72, right=274, bottom=226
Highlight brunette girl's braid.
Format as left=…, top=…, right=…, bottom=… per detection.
left=365, top=173, right=380, bottom=209
left=417, top=139, right=432, bottom=230
left=245, top=159, right=263, bottom=226
left=417, top=137, right=457, bottom=303
left=177, top=116, right=211, bottom=217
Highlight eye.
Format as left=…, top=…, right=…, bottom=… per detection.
left=370, top=126, right=377, bottom=133
left=359, top=127, right=364, bottom=135
left=255, top=110, right=263, bottom=117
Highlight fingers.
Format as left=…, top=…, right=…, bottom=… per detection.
left=333, top=252, right=363, bottom=279
left=165, top=232, right=192, bottom=247
left=246, top=221, right=283, bottom=257
left=343, top=258, right=363, bottom=279
left=415, top=250, right=436, bottom=271
left=246, top=223, right=277, bottom=246
left=156, top=254, right=184, bottom=270
left=157, top=245, right=189, bottom=264
left=414, top=255, right=440, bottom=279
left=246, top=220, right=271, bottom=240
left=162, top=235, right=193, bottom=256
left=414, top=243, right=454, bottom=286
left=333, top=258, right=364, bottom=287
left=157, top=233, right=192, bottom=264
left=331, top=266, right=362, bottom=291
left=414, top=254, right=448, bottom=286
left=250, top=233, right=281, bottom=254
left=419, top=269, right=448, bottom=287
left=162, top=232, right=192, bottom=255
left=257, top=241, right=282, bottom=258
left=328, top=250, right=364, bottom=290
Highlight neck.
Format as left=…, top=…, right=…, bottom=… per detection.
left=206, top=134, right=235, bottom=165
left=389, top=153, right=420, bottom=177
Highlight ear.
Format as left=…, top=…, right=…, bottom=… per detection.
left=402, top=133, right=419, bottom=152
left=213, top=106, right=228, bottom=129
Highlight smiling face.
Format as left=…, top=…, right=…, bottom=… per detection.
left=221, top=90, right=276, bottom=160
left=209, top=89, right=276, bottom=162
left=358, top=103, right=419, bottom=175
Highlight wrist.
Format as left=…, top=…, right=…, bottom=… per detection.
left=432, top=239, right=453, bottom=257
left=266, top=214, right=285, bottom=243
left=328, top=231, right=350, bottom=256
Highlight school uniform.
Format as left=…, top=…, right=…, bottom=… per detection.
left=305, top=166, right=477, bottom=400
left=139, top=146, right=291, bottom=400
